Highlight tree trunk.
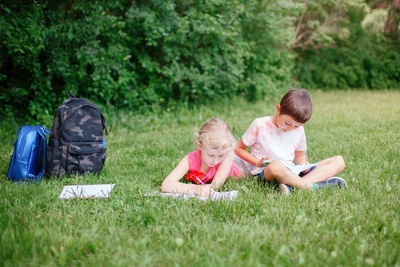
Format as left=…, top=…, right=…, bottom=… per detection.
left=384, top=0, right=400, bottom=36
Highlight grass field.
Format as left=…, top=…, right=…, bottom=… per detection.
left=1, top=90, right=399, bottom=266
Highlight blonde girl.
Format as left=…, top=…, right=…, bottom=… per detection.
left=161, top=118, right=242, bottom=197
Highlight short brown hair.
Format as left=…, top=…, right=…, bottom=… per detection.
left=280, top=88, right=312, bottom=123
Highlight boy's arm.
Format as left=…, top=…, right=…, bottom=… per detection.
left=160, top=155, right=214, bottom=197
left=235, top=138, right=266, bottom=167
left=294, top=150, right=309, bottom=165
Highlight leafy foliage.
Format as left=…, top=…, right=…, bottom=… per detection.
left=0, top=0, right=295, bottom=119
left=295, top=26, right=400, bottom=89
left=294, top=2, right=400, bottom=90
left=290, top=0, right=369, bottom=50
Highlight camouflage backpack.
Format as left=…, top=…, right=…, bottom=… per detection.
left=45, top=91, right=108, bottom=177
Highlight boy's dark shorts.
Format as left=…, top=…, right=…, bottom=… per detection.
left=255, top=165, right=317, bottom=187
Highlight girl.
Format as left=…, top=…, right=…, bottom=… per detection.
left=161, top=118, right=242, bottom=197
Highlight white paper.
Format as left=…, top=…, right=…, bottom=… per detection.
left=59, top=184, right=115, bottom=199
left=144, top=190, right=238, bottom=201
left=262, top=158, right=317, bottom=175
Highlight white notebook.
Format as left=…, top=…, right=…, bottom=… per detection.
left=144, top=191, right=238, bottom=201
left=59, top=184, right=115, bottom=199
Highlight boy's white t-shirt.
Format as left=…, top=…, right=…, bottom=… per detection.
left=241, top=116, right=307, bottom=175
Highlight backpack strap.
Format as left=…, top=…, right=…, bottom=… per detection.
left=35, top=126, right=51, bottom=182
left=101, top=113, right=108, bottom=136
left=66, top=90, right=80, bottom=99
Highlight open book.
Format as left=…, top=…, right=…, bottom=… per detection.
left=144, top=191, right=238, bottom=201
left=262, top=158, right=316, bottom=175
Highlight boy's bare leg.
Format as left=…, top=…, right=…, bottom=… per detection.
left=301, top=155, right=345, bottom=183
left=264, top=160, right=313, bottom=189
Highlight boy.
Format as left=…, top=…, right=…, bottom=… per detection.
left=235, top=88, right=346, bottom=194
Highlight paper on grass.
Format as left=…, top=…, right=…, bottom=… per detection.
left=59, top=184, right=115, bottom=199
left=144, top=191, right=238, bottom=201
left=262, top=158, right=317, bottom=175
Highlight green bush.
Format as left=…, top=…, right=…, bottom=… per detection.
left=295, top=33, right=400, bottom=90
left=0, top=0, right=294, bottom=119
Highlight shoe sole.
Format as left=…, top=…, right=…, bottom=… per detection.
left=328, top=177, right=347, bottom=188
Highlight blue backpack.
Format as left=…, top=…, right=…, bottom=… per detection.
left=7, top=125, right=50, bottom=183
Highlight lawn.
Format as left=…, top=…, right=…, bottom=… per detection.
left=1, top=90, right=399, bottom=266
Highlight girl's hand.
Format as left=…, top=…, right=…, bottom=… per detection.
left=198, top=184, right=215, bottom=197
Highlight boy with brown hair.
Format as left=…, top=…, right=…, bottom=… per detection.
left=235, top=88, right=346, bottom=194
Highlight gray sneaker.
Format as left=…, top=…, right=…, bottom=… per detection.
left=279, top=184, right=293, bottom=194
left=317, top=177, right=347, bottom=189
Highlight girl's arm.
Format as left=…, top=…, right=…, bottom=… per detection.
left=235, top=138, right=268, bottom=167
left=160, top=155, right=214, bottom=197
left=294, top=150, right=309, bottom=165
left=211, top=150, right=235, bottom=190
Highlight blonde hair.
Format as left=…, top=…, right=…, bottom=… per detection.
left=196, top=118, right=236, bottom=152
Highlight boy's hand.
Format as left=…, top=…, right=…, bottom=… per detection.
left=198, top=184, right=215, bottom=197
left=297, top=160, right=311, bottom=173
left=294, top=151, right=308, bottom=166
left=297, top=160, right=310, bottom=165
left=257, top=157, right=271, bottom=167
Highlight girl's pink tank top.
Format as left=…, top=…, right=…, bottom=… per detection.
left=187, top=149, right=241, bottom=183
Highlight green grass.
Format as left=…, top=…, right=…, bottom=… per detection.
left=1, top=90, right=399, bottom=266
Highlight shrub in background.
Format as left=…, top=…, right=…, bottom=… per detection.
left=0, top=0, right=294, bottom=119
left=295, top=24, right=400, bottom=90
